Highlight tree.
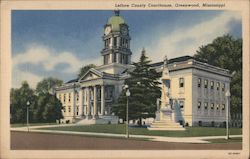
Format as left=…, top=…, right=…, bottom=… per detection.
left=32, top=77, right=63, bottom=122
left=112, top=49, right=161, bottom=125
left=33, top=93, right=63, bottom=122
left=111, top=90, right=127, bottom=122
left=194, top=34, right=242, bottom=114
left=41, top=93, right=63, bottom=122
left=10, top=81, right=36, bottom=123
left=36, top=77, right=63, bottom=95
left=78, top=64, right=96, bottom=78
left=10, top=78, right=64, bottom=123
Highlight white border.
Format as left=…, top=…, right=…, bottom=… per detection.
left=0, top=0, right=249, bottom=159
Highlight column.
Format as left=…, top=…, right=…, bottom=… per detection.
left=93, top=86, right=98, bottom=119
left=110, top=37, right=113, bottom=48
left=116, top=53, right=119, bottom=63
left=109, top=53, right=113, bottom=64
left=72, top=89, right=76, bottom=118
left=79, top=88, right=84, bottom=117
left=83, top=88, right=86, bottom=116
left=87, top=87, right=91, bottom=118
left=117, top=37, right=120, bottom=47
left=117, top=53, right=121, bottom=64
left=101, top=85, right=105, bottom=115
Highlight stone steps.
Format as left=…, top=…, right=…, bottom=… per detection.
left=150, top=126, right=183, bottom=129
left=152, top=121, right=180, bottom=125
left=147, top=127, right=186, bottom=131
left=150, top=123, right=181, bottom=127
left=76, top=115, right=119, bottom=125
left=148, top=119, right=185, bottom=131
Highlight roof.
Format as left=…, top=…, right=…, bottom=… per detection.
left=107, top=11, right=126, bottom=31
left=65, top=78, right=78, bottom=84
left=168, top=55, right=193, bottom=63
left=150, top=56, right=193, bottom=67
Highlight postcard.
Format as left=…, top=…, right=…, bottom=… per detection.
left=0, top=0, right=249, bottom=158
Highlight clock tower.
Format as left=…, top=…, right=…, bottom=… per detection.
left=99, top=10, right=132, bottom=74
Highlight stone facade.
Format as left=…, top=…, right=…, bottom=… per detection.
left=151, top=56, right=231, bottom=127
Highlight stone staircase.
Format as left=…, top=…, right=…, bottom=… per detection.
left=76, top=115, right=119, bottom=125
left=148, top=117, right=185, bottom=131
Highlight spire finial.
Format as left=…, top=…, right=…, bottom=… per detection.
left=114, top=10, right=120, bottom=16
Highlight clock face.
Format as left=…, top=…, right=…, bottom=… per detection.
left=121, top=26, right=128, bottom=35
left=105, top=26, right=111, bottom=35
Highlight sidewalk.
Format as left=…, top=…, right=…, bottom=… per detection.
left=11, top=125, right=242, bottom=144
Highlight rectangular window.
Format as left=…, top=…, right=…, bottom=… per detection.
left=222, top=83, right=225, bottom=91
left=198, top=78, right=201, bottom=87
left=216, top=82, right=220, bottom=91
left=63, top=94, right=66, bottom=103
left=62, top=106, right=66, bottom=112
left=198, top=101, right=201, bottom=109
left=204, top=79, right=208, bottom=88
left=211, top=103, right=214, bottom=109
left=222, top=104, right=225, bottom=110
left=179, top=78, right=184, bottom=88
left=76, top=106, right=79, bottom=115
left=68, top=106, right=71, bottom=112
left=210, top=81, right=214, bottom=89
left=204, top=102, right=208, bottom=110
left=76, top=92, right=79, bottom=102
left=68, top=93, right=71, bottom=102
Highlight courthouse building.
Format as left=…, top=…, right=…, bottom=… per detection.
left=55, top=11, right=231, bottom=127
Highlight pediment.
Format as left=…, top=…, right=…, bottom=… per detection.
left=79, top=68, right=103, bottom=81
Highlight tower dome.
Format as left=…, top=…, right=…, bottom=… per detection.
left=107, top=10, right=126, bottom=31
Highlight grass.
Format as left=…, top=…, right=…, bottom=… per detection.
left=11, top=122, right=57, bottom=128
left=205, top=137, right=242, bottom=143
left=37, top=124, right=242, bottom=137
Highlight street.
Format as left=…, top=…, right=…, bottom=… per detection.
left=11, top=131, right=242, bottom=150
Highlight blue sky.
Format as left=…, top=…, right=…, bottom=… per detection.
left=12, top=10, right=242, bottom=88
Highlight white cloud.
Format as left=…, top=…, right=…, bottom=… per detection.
left=13, top=44, right=101, bottom=73
left=12, top=44, right=101, bottom=88
left=12, top=69, right=43, bottom=89
left=133, top=11, right=241, bottom=62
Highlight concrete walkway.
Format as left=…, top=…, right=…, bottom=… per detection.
left=11, top=125, right=242, bottom=144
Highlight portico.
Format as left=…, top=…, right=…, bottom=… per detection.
left=56, top=66, right=125, bottom=124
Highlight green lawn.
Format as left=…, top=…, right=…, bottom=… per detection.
left=37, top=124, right=242, bottom=137
left=11, top=123, right=57, bottom=128
left=205, top=137, right=242, bottom=143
